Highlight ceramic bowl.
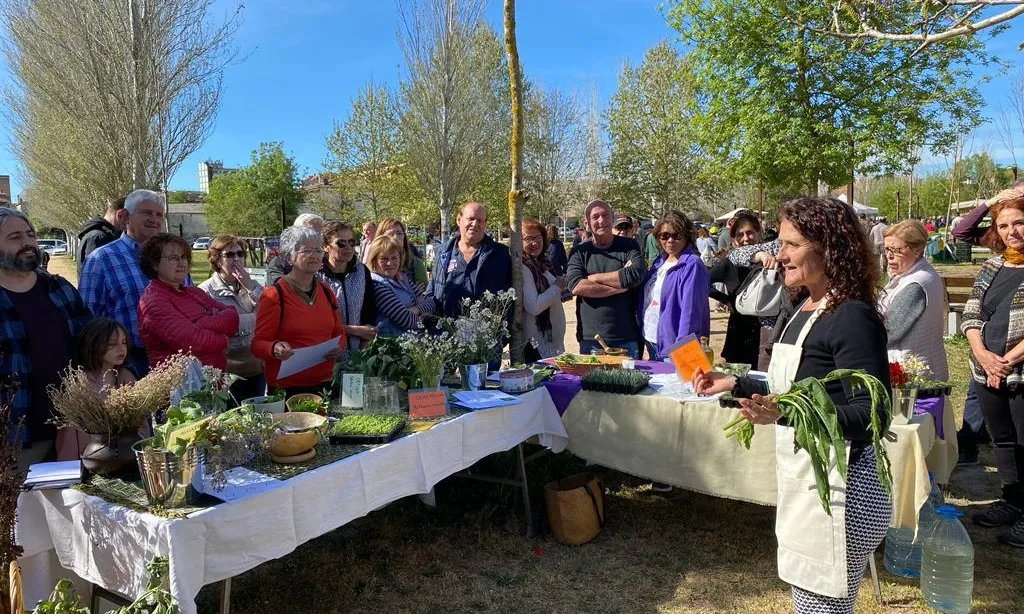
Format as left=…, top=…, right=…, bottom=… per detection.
left=269, top=412, right=326, bottom=457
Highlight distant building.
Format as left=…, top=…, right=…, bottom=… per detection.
left=198, top=160, right=237, bottom=194
left=166, top=201, right=209, bottom=240
left=0, top=175, right=11, bottom=207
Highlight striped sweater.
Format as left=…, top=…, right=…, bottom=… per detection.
left=372, top=272, right=435, bottom=333
left=961, top=255, right=1024, bottom=387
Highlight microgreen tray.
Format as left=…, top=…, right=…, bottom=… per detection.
left=327, top=413, right=407, bottom=444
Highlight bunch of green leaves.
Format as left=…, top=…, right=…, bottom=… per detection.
left=32, top=558, right=179, bottom=614
left=202, top=405, right=279, bottom=490
left=723, top=369, right=892, bottom=515
left=150, top=400, right=206, bottom=456
left=289, top=398, right=324, bottom=413
left=347, top=335, right=416, bottom=385
left=30, top=579, right=89, bottom=614
left=330, top=413, right=405, bottom=437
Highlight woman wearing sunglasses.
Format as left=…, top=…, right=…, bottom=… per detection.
left=198, top=234, right=267, bottom=400
left=637, top=210, right=710, bottom=360
left=317, top=221, right=378, bottom=357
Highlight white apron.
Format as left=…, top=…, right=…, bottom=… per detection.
left=768, top=301, right=851, bottom=598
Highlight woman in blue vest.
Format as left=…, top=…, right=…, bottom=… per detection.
left=367, top=235, right=436, bottom=335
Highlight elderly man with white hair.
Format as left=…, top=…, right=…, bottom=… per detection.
left=80, top=189, right=170, bottom=376
left=266, top=213, right=325, bottom=285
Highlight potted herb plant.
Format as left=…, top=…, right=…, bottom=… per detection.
left=48, top=354, right=191, bottom=476
left=242, top=390, right=286, bottom=413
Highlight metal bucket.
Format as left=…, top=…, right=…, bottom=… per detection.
left=132, top=438, right=204, bottom=508
left=459, top=363, right=489, bottom=391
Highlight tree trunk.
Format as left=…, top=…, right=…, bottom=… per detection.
left=504, top=0, right=526, bottom=364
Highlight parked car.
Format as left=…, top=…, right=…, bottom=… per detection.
left=263, top=236, right=280, bottom=259
left=192, top=237, right=211, bottom=250
left=37, top=239, right=68, bottom=255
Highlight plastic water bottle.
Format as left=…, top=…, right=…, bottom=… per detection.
left=884, top=474, right=945, bottom=577
left=920, top=505, right=974, bottom=614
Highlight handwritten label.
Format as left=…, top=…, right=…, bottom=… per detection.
left=408, top=387, right=448, bottom=419
left=340, top=373, right=364, bottom=408
left=667, top=335, right=711, bottom=382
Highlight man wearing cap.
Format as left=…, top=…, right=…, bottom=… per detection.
left=566, top=200, right=645, bottom=357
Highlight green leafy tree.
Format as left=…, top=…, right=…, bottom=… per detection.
left=664, top=1, right=993, bottom=194
left=605, top=40, right=712, bottom=219
left=205, top=142, right=302, bottom=236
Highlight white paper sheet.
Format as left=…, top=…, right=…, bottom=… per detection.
left=276, top=336, right=341, bottom=379
left=452, top=390, right=522, bottom=410
left=24, top=461, right=81, bottom=490
left=648, top=373, right=724, bottom=403
left=203, top=467, right=281, bottom=502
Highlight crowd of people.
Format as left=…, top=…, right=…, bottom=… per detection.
left=5, top=183, right=1024, bottom=611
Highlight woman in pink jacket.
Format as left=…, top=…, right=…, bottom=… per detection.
left=137, top=234, right=239, bottom=369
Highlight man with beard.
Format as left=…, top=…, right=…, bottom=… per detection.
left=0, top=208, right=92, bottom=467
left=80, top=189, right=169, bottom=377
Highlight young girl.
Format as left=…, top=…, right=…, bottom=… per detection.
left=55, top=318, right=138, bottom=460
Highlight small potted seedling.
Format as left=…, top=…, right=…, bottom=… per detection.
left=243, top=390, right=286, bottom=414
left=286, top=393, right=327, bottom=416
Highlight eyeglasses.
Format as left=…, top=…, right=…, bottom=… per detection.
left=222, top=250, right=245, bottom=259
left=657, top=232, right=681, bottom=241
left=295, top=247, right=321, bottom=257
left=333, top=239, right=358, bottom=248
left=160, top=255, right=188, bottom=263
left=883, top=246, right=908, bottom=257
left=523, top=235, right=544, bottom=244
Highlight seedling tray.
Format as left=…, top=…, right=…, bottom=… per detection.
left=328, top=414, right=407, bottom=444
left=580, top=370, right=651, bottom=395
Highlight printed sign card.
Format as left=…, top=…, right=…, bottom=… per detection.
left=666, top=334, right=711, bottom=382
left=408, top=387, right=449, bottom=419
left=340, top=373, right=364, bottom=408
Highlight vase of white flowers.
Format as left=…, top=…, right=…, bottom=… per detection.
left=398, top=331, right=458, bottom=390
left=441, top=290, right=516, bottom=390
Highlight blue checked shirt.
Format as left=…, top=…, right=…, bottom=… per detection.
left=0, top=271, right=93, bottom=441
left=79, top=233, right=151, bottom=349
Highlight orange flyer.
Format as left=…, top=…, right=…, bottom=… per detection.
left=667, top=335, right=711, bottom=382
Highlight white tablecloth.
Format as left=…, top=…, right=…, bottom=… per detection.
left=562, top=389, right=948, bottom=529
left=17, top=387, right=567, bottom=614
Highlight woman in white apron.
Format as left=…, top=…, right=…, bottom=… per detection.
left=696, top=196, right=893, bottom=613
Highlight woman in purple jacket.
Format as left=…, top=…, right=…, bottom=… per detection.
left=638, top=211, right=710, bottom=359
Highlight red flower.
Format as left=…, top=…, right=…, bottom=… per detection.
left=889, top=362, right=908, bottom=387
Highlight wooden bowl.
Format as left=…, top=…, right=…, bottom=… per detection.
left=269, top=412, right=326, bottom=457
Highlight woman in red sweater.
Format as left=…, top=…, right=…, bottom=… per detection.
left=252, top=226, right=344, bottom=396
left=138, top=234, right=239, bottom=369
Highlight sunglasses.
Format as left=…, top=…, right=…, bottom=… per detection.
left=334, top=239, right=358, bottom=248
left=222, top=250, right=245, bottom=259
left=657, top=232, right=681, bottom=241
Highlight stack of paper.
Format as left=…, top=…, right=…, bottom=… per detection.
left=648, top=373, right=723, bottom=403
left=451, top=390, right=522, bottom=410
left=24, top=461, right=82, bottom=490
left=202, top=467, right=281, bottom=502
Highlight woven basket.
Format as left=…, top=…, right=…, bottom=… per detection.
left=9, top=561, right=22, bottom=614
left=554, top=354, right=625, bottom=377
left=545, top=473, right=605, bottom=545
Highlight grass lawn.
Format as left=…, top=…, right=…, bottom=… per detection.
left=46, top=253, right=212, bottom=287
left=43, top=254, right=1020, bottom=613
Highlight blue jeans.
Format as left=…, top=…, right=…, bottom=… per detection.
left=578, top=340, right=639, bottom=359
left=958, top=379, right=989, bottom=455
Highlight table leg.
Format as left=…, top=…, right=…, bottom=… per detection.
left=516, top=443, right=535, bottom=538
left=218, top=577, right=232, bottom=614
left=90, top=584, right=131, bottom=613
left=867, top=551, right=882, bottom=604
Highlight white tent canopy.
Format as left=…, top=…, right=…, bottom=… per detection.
left=835, top=193, right=878, bottom=216
left=714, top=207, right=752, bottom=222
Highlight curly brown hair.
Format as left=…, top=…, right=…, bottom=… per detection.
left=778, top=196, right=877, bottom=311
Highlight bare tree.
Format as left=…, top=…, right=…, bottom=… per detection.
left=522, top=86, right=587, bottom=222
left=996, top=68, right=1024, bottom=168
left=324, top=79, right=402, bottom=221
left=2, top=0, right=240, bottom=233
left=396, top=0, right=490, bottom=241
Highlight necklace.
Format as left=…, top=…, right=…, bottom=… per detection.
left=286, top=278, right=316, bottom=304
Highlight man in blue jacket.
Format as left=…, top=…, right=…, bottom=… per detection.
left=428, top=201, right=512, bottom=318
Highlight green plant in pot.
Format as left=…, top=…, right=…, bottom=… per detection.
left=398, top=331, right=459, bottom=389
left=48, top=354, right=192, bottom=477
left=181, top=365, right=241, bottom=413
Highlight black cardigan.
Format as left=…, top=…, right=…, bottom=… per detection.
left=734, top=299, right=892, bottom=451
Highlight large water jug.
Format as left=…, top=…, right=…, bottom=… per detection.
left=920, top=505, right=974, bottom=614
left=884, top=474, right=944, bottom=577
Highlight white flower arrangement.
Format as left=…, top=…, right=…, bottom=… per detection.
left=398, top=331, right=461, bottom=388
left=441, top=289, right=516, bottom=365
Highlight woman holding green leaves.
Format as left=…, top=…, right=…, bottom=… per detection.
left=694, top=196, right=892, bottom=614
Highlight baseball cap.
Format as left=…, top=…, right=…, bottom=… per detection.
left=614, top=214, right=633, bottom=228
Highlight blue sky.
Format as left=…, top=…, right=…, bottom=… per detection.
left=0, top=0, right=1021, bottom=197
